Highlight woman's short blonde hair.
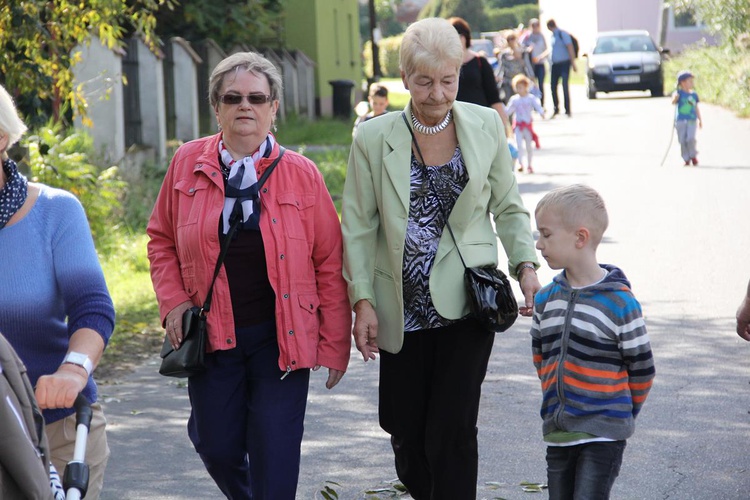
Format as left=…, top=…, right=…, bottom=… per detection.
left=208, top=52, right=282, bottom=107
left=0, top=84, right=28, bottom=149
left=400, top=17, right=463, bottom=78
left=535, top=184, right=609, bottom=245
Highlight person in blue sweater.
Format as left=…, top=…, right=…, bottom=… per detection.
left=531, top=184, right=655, bottom=500
left=0, top=83, right=115, bottom=499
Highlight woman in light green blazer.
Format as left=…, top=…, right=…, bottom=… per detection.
left=341, top=18, right=541, bottom=499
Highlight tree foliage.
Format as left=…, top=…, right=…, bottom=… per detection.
left=485, top=0, right=533, bottom=8
left=673, top=0, right=750, bottom=46
left=153, top=0, right=285, bottom=50
left=0, top=1, right=172, bottom=127
left=419, top=0, right=486, bottom=33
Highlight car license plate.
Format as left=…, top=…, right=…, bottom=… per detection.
left=614, top=75, right=640, bottom=84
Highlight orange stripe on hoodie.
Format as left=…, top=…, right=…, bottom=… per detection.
left=564, top=361, right=628, bottom=381
left=563, top=375, right=630, bottom=393
left=629, top=381, right=653, bottom=391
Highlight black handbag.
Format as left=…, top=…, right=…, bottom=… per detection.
left=159, top=305, right=208, bottom=378
left=400, top=113, right=518, bottom=332
left=159, top=147, right=286, bottom=377
left=445, top=222, right=518, bottom=332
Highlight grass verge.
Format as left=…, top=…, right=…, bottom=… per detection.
left=664, top=45, right=750, bottom=118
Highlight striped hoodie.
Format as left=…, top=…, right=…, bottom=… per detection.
left=531, top=264, right=655, bottom=441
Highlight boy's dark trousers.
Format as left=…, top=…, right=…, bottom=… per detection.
left=546, top=440, right=626, bottom=500
left=378, top=318, right=495, bottom=500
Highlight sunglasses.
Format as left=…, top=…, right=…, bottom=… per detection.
left=219, top=93, right=273, bottom=105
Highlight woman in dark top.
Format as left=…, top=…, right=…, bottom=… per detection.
left=449, top=17, right=510, bottom=135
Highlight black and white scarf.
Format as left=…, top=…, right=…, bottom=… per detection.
left=219, top=135, right=275, bottom=233
left=0, top=158, right=28, bottom=229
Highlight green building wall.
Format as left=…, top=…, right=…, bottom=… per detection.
left=285, top=0, right=362, bottom=117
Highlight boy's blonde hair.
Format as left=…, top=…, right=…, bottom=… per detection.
left=535, top=184, right=609, bottom=245
left=511, top=74, right=531, bottom=92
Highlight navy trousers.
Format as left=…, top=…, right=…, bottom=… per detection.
left=378, top=319, right=495, bottom=500
left=550, top=60, right=572, bottom=114
left=187, top=321, right=310, bottom=500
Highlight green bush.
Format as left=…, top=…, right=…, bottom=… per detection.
left=664, top=44, right=750, bottom=117
left=22, top=125, right=126, bottom=252
left=121, top=160, right=168, bottom=232
left=483, top=3, right=539, bottom=31
left=363, top=35, right=404, bottom=79
left=513, top=4, right=540, bottom=27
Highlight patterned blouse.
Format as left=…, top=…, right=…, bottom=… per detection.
left=403, top=146, right=469, bottom=332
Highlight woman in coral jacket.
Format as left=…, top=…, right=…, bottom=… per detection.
left=147, top=51, right=351, bottom=500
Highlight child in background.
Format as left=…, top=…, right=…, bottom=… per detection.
left=505, top=74, right=544, bottom=173
left=671, top=70, right=702, bottom=166
left=352, top=83, right=389, bottom=138
left=531, top=184, right=655, bottom=500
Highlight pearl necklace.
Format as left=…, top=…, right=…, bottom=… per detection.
left=411, top=110, right=453, bottom=135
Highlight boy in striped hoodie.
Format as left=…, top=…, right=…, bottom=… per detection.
left=531, top=184, right=654, bottom=500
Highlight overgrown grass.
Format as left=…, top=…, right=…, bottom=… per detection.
left=664, top=45, right=750, bottom=117
left=275, top=114, right=354, bottom=146
left=98, top=232, right=163, bottom=380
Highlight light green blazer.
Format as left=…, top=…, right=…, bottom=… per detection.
left=341, top=100, right=539, bottom=353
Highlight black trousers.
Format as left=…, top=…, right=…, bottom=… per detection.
left=379, top=319, right=495, bottom=500
left=550, top=60, right=572, bottom=114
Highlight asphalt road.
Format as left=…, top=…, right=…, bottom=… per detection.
left=99, top=85, right=750, bottom=500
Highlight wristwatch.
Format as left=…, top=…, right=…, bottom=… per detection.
left=62, top=351, right=93, bottom=377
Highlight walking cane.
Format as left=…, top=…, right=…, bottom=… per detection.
left=659, top=98, right=678, bottom=167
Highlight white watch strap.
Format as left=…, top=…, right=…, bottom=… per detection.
left=63, top=352, right=93, bottom=377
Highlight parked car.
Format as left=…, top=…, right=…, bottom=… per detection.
left=470, top=38, right=499, bottom=72
left=584, top=30, right=669, bottom=99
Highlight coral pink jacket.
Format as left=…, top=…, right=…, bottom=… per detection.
left=147, top=134, right=351, bottom=373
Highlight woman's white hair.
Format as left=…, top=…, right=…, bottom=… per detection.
left=400, top=17, right=463, bottom=77
left=0, top=84, right=28, bottom=149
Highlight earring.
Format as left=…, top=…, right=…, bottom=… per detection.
left=273, top=122, right=278, bottom=133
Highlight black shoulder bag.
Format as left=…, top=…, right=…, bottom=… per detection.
left=159, top=147, right=286, bottom=377
left=400, top=114, right=518, bottom=332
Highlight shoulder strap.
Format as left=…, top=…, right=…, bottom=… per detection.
left=202, top=146, right=286, bottom=313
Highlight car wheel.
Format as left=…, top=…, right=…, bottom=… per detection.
left=650, top=85, right=664, bottom=97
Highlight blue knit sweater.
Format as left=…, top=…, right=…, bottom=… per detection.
left=531, top=264, right=655, bottom=441
left=0, top=185, right=115, bottom=423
